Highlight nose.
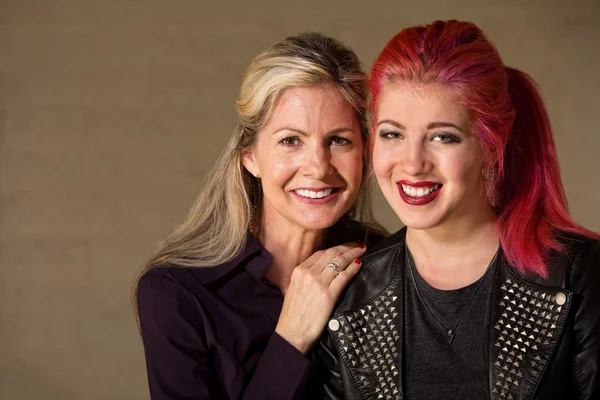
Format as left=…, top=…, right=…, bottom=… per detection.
left=304, top=144, right=334, bottom=178
left=401, top=140, right=430, bottom=177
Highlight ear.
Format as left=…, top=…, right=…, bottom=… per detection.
left=485, top=147, right=499, bottom=166
left=242, top=147, right=259, bottom=177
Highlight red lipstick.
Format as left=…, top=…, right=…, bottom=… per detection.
left=397, top=180, right=442, bottom=206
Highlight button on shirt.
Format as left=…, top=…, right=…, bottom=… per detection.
left=137, top=236, right=316, bottom=400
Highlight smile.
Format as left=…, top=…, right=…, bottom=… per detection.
left=397, top=181, right=442, bottom=205
left=294, top=188, right=334, bottom=199
left=400, top=184, right=441, bottom=197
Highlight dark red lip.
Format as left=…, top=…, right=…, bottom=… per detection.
left=397, top=180, right=439, bottom=187
left=397, top=181, right=442, bottom=206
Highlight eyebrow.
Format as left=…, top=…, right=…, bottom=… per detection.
left=272, top=127, right=356, bottom=136
left=376, top=120, right=465, bottom=133
left=428, top=122, right=465, bottom=133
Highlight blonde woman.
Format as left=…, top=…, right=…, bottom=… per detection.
left=132, top=32, right=384, bottom=399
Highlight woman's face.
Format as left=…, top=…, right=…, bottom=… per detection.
left=373, top=81, right=489, bottom=231
left=243, top=85, right=364, bottom=233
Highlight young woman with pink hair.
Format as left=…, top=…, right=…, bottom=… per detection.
left=319, top=20, right=600, bottom=400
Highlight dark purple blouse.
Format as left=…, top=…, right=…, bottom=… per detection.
left=137, top=236, right=317, bottom=400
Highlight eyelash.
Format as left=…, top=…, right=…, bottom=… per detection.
left=379, top=131, right=401, bottom=140
left=278, top=136, right=352, bottom=146
left=330, top=136, right=352, bottom=145
left=433, top=133, right=461, bottom=144
left=279, top=136, right=301, bottom=146
left=378, top=131, right=461, bottom=144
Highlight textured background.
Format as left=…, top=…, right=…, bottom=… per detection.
left=1, top=1, right=598, bottom=399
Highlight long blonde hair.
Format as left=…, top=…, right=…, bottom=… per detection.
left=132, top=32, right=380, bottom=316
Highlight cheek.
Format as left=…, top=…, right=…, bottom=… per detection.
left=440, top=151, right=481, bottom=187
left=264, top=151, right=301, bottom=178
left=335, top=152, right=364, bottom=187
left=372, top=142, right=397, bottom=179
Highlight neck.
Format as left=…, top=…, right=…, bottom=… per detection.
left=406, top=208, right=499, bottom=290
left=258, top=219, right=325, bottom=294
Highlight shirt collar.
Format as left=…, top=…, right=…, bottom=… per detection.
left=196, top=234, right=272, bottom=284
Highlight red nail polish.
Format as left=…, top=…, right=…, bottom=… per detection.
left=356, top=240, right=365, bottom=249
left=354, top=258, right=362, bottom=264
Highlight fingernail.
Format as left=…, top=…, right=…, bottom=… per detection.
left=354, top=258, right=362, bottom=264
left=356, top=240, right=365, bottom=249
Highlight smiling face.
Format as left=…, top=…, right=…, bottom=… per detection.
left=242, top=85, right=364, bottom=233
left=373, top=81, right=490, bottom=231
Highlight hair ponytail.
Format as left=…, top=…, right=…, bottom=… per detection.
left=496, top=68, right=568, bottom=276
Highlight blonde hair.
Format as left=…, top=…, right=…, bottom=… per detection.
left=132, top=32, right=380, bottom=317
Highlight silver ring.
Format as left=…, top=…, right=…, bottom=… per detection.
left=325, top=259, right=342, bottom=277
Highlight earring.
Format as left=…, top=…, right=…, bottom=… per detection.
left=481, top=166, right=495, bottom=181
left=253, top=172, right=259, bottom=178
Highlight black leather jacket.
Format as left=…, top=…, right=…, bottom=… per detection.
left=318, top=228, right=600, bottom=399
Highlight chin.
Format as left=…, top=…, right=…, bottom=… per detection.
left=299, top=219, right=338, bottom=231
left=393, top=208, right=443, bottom=232
left=402, top=221, right=437, bottom=231
left=296, top=213, right=343, bottom=231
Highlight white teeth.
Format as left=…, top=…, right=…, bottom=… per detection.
left=295, top=188, right=333, bottom=199
left=401, top=184, right=440, bottom=197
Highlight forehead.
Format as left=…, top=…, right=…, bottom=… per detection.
left=376, top=81, right=470, bottom=126
left=264, top=85, right=357, bottom=128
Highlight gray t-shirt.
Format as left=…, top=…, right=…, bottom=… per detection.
left=404, top=247, right=497, bottom=400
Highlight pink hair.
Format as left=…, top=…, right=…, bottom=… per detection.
left=371, top=20, right=599, bottom=277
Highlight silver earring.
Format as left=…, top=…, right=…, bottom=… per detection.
left=253, top=172, right=259, bottom=178
left=482, top=166, right=494, bottom=181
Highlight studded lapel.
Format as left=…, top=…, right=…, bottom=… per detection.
left=488, top=265, right=573, bottom=400
left=328, top=245, right=405, bottom=400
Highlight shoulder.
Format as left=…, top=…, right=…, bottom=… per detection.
left=558, top=231, right=600, bottom=260
left=137, top=267, right=198, bottom=313
left=349, top=227, right=404, bottom=287
left=327, top=218, right=389, bottom=247
left=525, top=231, right=600, bottom=293
left=362, top=227, right=405, bottom=261
left=332, top=228, right=405, bottom=314
left=515, top=232, right=600, bottom=291
left=135, top=267, right=209, bottom=344
left=559, top=232, right=600, bottom=290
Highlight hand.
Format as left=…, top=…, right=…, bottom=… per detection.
left=275, top=241, right=366, bottom=354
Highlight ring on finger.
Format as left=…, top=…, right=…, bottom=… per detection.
left=325, top=259, right=342, bottom=277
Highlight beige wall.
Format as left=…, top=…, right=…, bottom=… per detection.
left=1, top=1, right=598, bottom=399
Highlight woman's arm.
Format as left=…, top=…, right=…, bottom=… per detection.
left=137, top=272, right=321, bottom=400
left=137, top=273, right=225, bottom=400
